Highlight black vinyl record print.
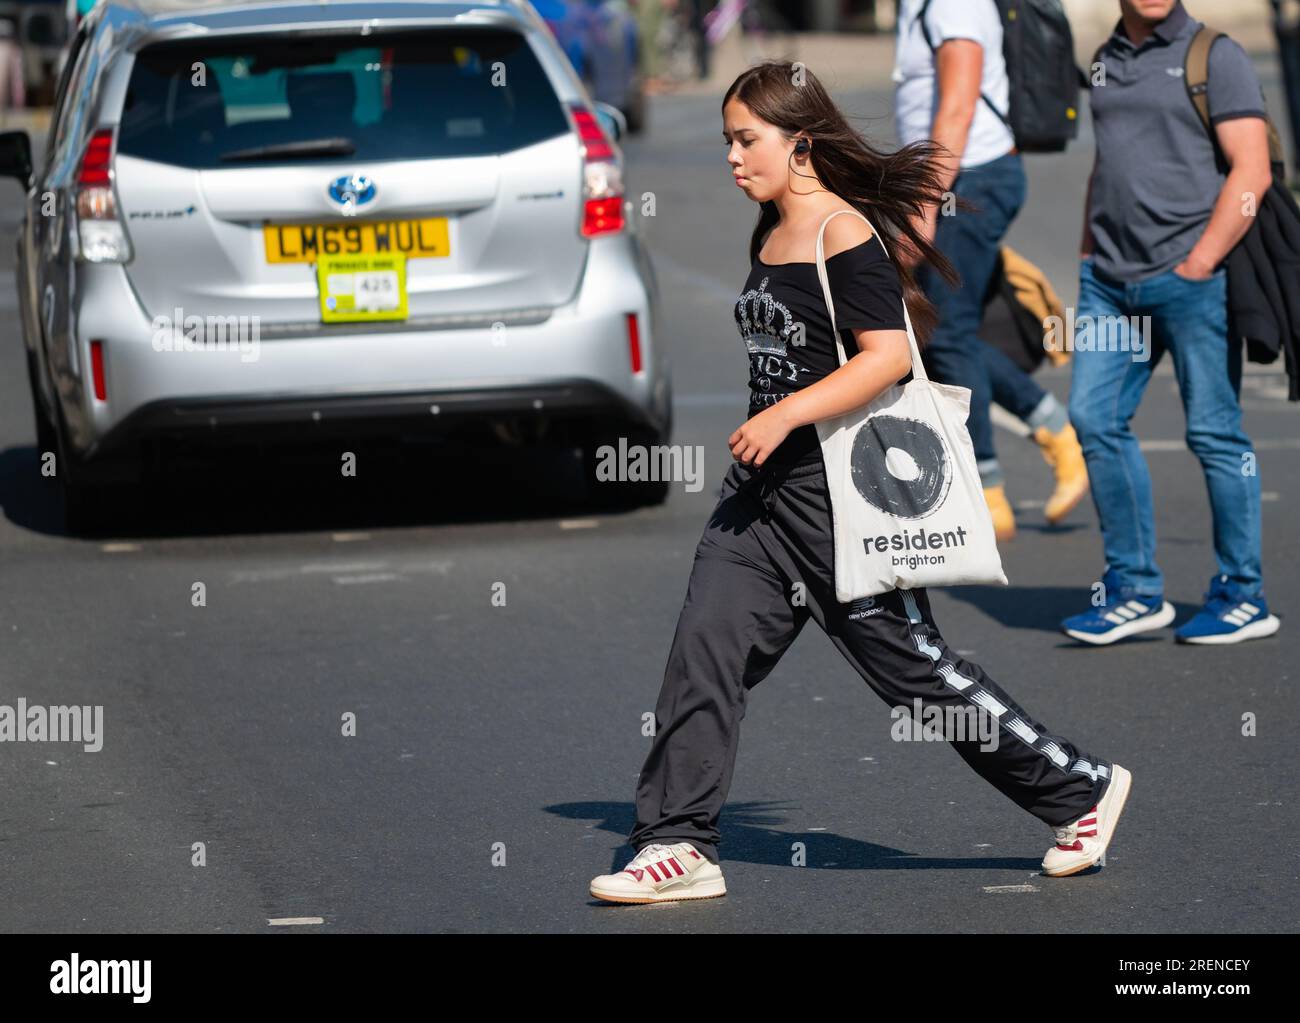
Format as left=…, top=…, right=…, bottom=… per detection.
left=850, top=414, right=952, bottom=520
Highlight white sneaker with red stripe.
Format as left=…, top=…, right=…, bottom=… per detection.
left=589, top=842, right=726, bottom=904
left=1041, top=764, right=1133, bottom=877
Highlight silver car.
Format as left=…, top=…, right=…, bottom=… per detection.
left=2, top=0, right=671, bottom=530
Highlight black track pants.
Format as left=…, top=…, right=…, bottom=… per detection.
left=628, top=456, right=1112, bottom=865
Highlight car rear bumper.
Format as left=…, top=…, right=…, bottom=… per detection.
left=60, top=234, right=669, bottom=458
left=101, top=377, right=662, bottom=451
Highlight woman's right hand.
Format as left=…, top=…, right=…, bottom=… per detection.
left=729, top=404, right=796, bottom=468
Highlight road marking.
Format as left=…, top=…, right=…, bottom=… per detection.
left=1137, top=438, right=1300, bottom=451
left=982, top=884, right=1039, bottom=894
left=991, top=404, right=1300, bottom=451
left=267, top=917, right=324, bottom=926
left=229, top=559, right=453, bottom=583
left=331, top=532, right=371, bottom=542
left=300, top=561, right=388, bottom=574
left=100, top=543, right=140, bottom=553
left=332, top=573, right=400, bottom=585
left=990, top=406, right=1032, bottom=437
left=559, top=519, right=599, bottom=529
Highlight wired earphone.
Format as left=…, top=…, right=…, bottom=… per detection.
left=788, top=136, right=824, bottom=195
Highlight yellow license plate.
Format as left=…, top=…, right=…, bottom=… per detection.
left=263, top=218, right=449, bottom=263
left=316, top=253, right=408, bottom=323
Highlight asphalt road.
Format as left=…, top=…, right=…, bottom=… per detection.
left=0, top=79, right=1296, bottom=933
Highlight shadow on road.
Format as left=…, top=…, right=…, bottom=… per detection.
left=555, top=801, right=1045, bottom=878
left=945, top=584, right=1200, bottom=638
left=0, top=439, right=652, bottom=540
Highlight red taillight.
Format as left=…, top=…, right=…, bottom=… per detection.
left=75, top=128, right=132, bottom=262
left=625, top=313, right=643, bottom=374
left=569, top=105, right=614, bottom=161
left=79, top=130, right=114, bottom=187
left=583, top=197, right=625, bottom=237
left=570, top=105, right=624, bottom=238
left=90, top=340, right=107, bottom=401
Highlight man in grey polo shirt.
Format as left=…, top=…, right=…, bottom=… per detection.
left=1061, top=0, right=1281, bottom=646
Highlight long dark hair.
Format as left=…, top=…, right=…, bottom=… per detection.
left=722, top=60, right=960, bottom=344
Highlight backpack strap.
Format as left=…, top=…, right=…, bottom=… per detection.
left=1184, top=25, right=1219, bottom=137
left=1184, top=25, right=1286, bottom=169
left=813, top=209, right=927, bottom=382
left=913, top=0, right=1012, bottom=129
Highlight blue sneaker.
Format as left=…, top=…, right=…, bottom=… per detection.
left=1174, top=574, right=1281, bottom=645
left=1061, top=571, right=1175, bottom=646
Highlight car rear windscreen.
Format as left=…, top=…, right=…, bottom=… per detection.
left=117, top=28, right=572, bottom=168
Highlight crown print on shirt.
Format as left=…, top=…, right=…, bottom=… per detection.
left=736, top=275, right=806, bottom=406
left=736, top=276, right=801, bottom=357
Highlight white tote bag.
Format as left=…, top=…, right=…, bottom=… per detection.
left=812, top=209, right=1008, bottom=602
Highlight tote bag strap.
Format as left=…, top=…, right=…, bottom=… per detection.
left=814, top=208, right=928, bottom=382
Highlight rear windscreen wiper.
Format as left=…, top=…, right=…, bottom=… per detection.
left=219, top=137, right=356, bottom=162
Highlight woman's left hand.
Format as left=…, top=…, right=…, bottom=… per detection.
left=729, top=405, right=795, bottom=467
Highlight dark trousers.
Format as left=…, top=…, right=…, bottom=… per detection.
left=919, top=151, right=1045, bottom=466
left=985, top=340, right=1048, bottom=421
left=628, top=456, right=1111, bottom=865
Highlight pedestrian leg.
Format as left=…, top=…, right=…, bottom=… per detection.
left=1148, top=271, right=1264, bottom=596
left=1067, top=261, right=1163, bottom=597
left=920, top=154, right=1027, bottom=488
left=983, top=341, right=1051, bottom=423
left=769, top=466, right=1110, bottom=827
left=819, top=585, right=1109, bottom=824
left=628, top=463, right=812, bottom=864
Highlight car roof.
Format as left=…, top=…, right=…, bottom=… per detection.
left=107, top=0, right=519, bottom=15
left=69, top=0, right=585, bottom=137
left=91, top=0, right=535, bottom=34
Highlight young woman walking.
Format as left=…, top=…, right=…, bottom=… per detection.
left=589, top=61, right=1131, bottom=904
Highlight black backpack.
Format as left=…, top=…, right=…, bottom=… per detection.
left=915, top=0, right=1081, bottom=153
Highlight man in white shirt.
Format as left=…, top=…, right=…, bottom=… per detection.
left=894, top=0, right=1088, bottom=540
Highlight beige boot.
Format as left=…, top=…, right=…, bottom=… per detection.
left=1033, top=423, right=1090, bottom=525
left=983, top=484, right=1016, bottom=542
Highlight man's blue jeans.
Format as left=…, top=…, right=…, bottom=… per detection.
left=919, top=151, right=1046, bottom=476
left=1067, top=258, right=1263, bottom=599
